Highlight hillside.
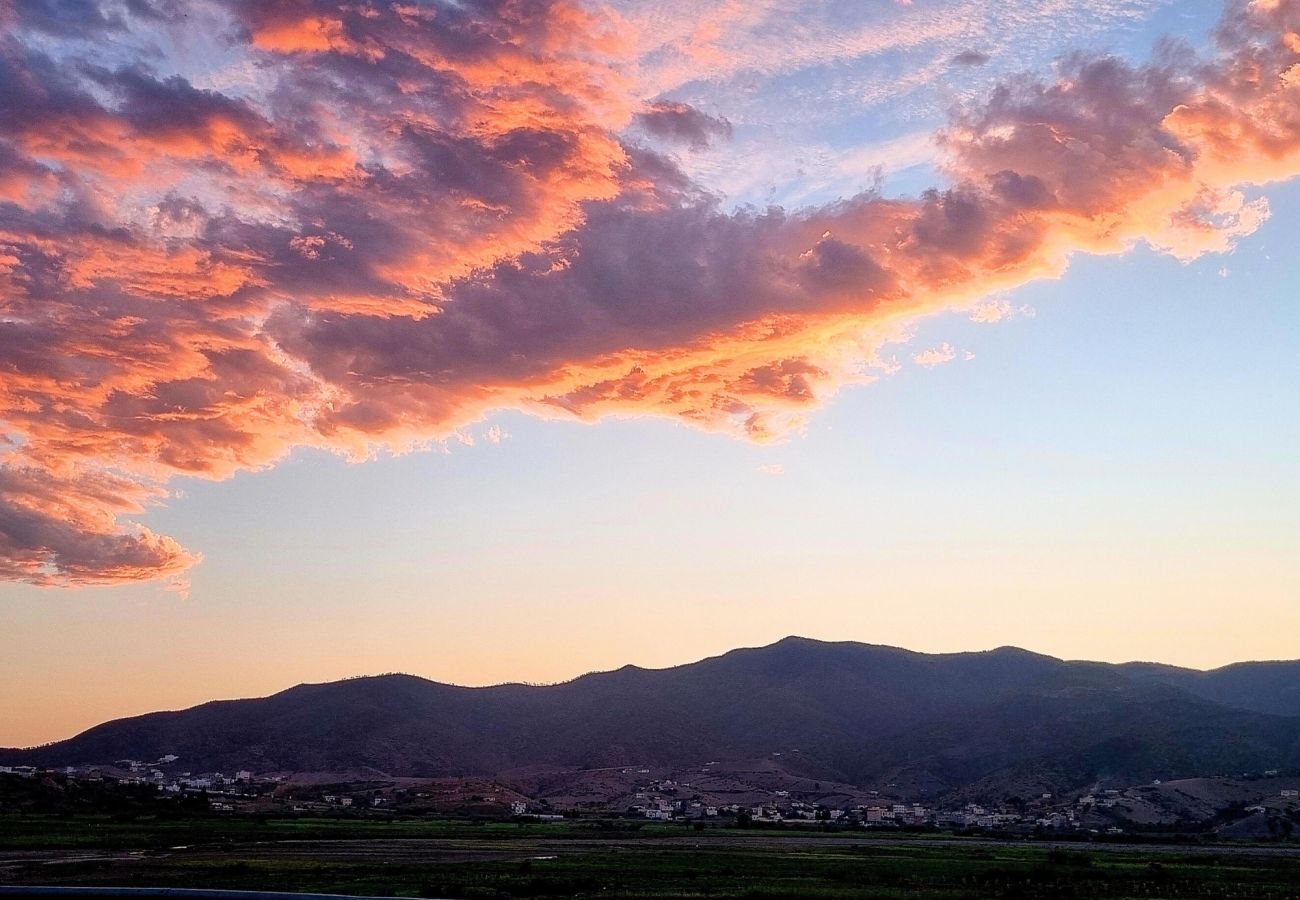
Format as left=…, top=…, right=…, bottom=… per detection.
left=1120, top=659, right=1300, bottom=717
left=5, top=637, right=1300, bottom=799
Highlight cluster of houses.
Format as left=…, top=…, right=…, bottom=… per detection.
left=618, top=777, right=1293, bottom=833
left=8, top=757, right=1299, bottom=837
left=625, top=791, right=1080, bottom=830
left=108, top=757, right=271, bottom=797
left=1, top=756, right=279, bottom=804
left=616, top=773, right=1085, bottom=830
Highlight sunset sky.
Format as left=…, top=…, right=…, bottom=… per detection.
left=3, top=0, right=1299, bottom=748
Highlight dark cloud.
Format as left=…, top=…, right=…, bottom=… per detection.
left=636, top=100, right=734, bottom=150
left=951, top=49, right=991, bottom=66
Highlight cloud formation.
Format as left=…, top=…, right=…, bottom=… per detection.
left=912, top=343, right=958, bottom=368
left=951, top=49, right=991, bottom=67
left=2, top=0, right=1299, bottom=586
left=635, top=100, right=733, bottom=149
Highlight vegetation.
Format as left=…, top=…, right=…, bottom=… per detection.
left=4, top=813, right=1300, bottom=898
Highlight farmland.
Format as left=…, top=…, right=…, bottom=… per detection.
left=4, top=815, right=1300, bottom=898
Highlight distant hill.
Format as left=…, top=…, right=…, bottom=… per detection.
left=5, top=637, right=1300, bottom=800
left=1119, top=659, right=1300, bottom=717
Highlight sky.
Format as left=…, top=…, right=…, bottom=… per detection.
left=1, top=0, right=1299, bottom=748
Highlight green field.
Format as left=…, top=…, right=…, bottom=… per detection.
left=3, top=815, right=1300, bottom=899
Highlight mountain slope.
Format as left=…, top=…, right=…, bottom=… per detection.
left=1120, top=659, right=1300, bottom=717
left=5, top=637, right=1300, bottom=799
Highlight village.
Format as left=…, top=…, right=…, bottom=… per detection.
left=5, top=756, right=1299, bottom=839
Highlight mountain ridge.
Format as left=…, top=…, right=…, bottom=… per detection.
left=6, top=637, right=1300, bottom=800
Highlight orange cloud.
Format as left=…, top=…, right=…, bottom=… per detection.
left=2, top=0, right=1300, bottom=586
left=0, top=466, right=198, bottom=585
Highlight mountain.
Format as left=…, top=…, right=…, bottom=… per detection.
left=5, top=637, right=1300, bottom=800
left=1119, top=659, right=1300, bottom=717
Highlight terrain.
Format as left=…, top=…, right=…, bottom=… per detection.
left=6, top=637, right=1300, bottom=800
left=4, top=815, right=1300, bottom=899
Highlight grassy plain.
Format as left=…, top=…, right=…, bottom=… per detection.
left=3, top=815, right=1300, bottom=899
